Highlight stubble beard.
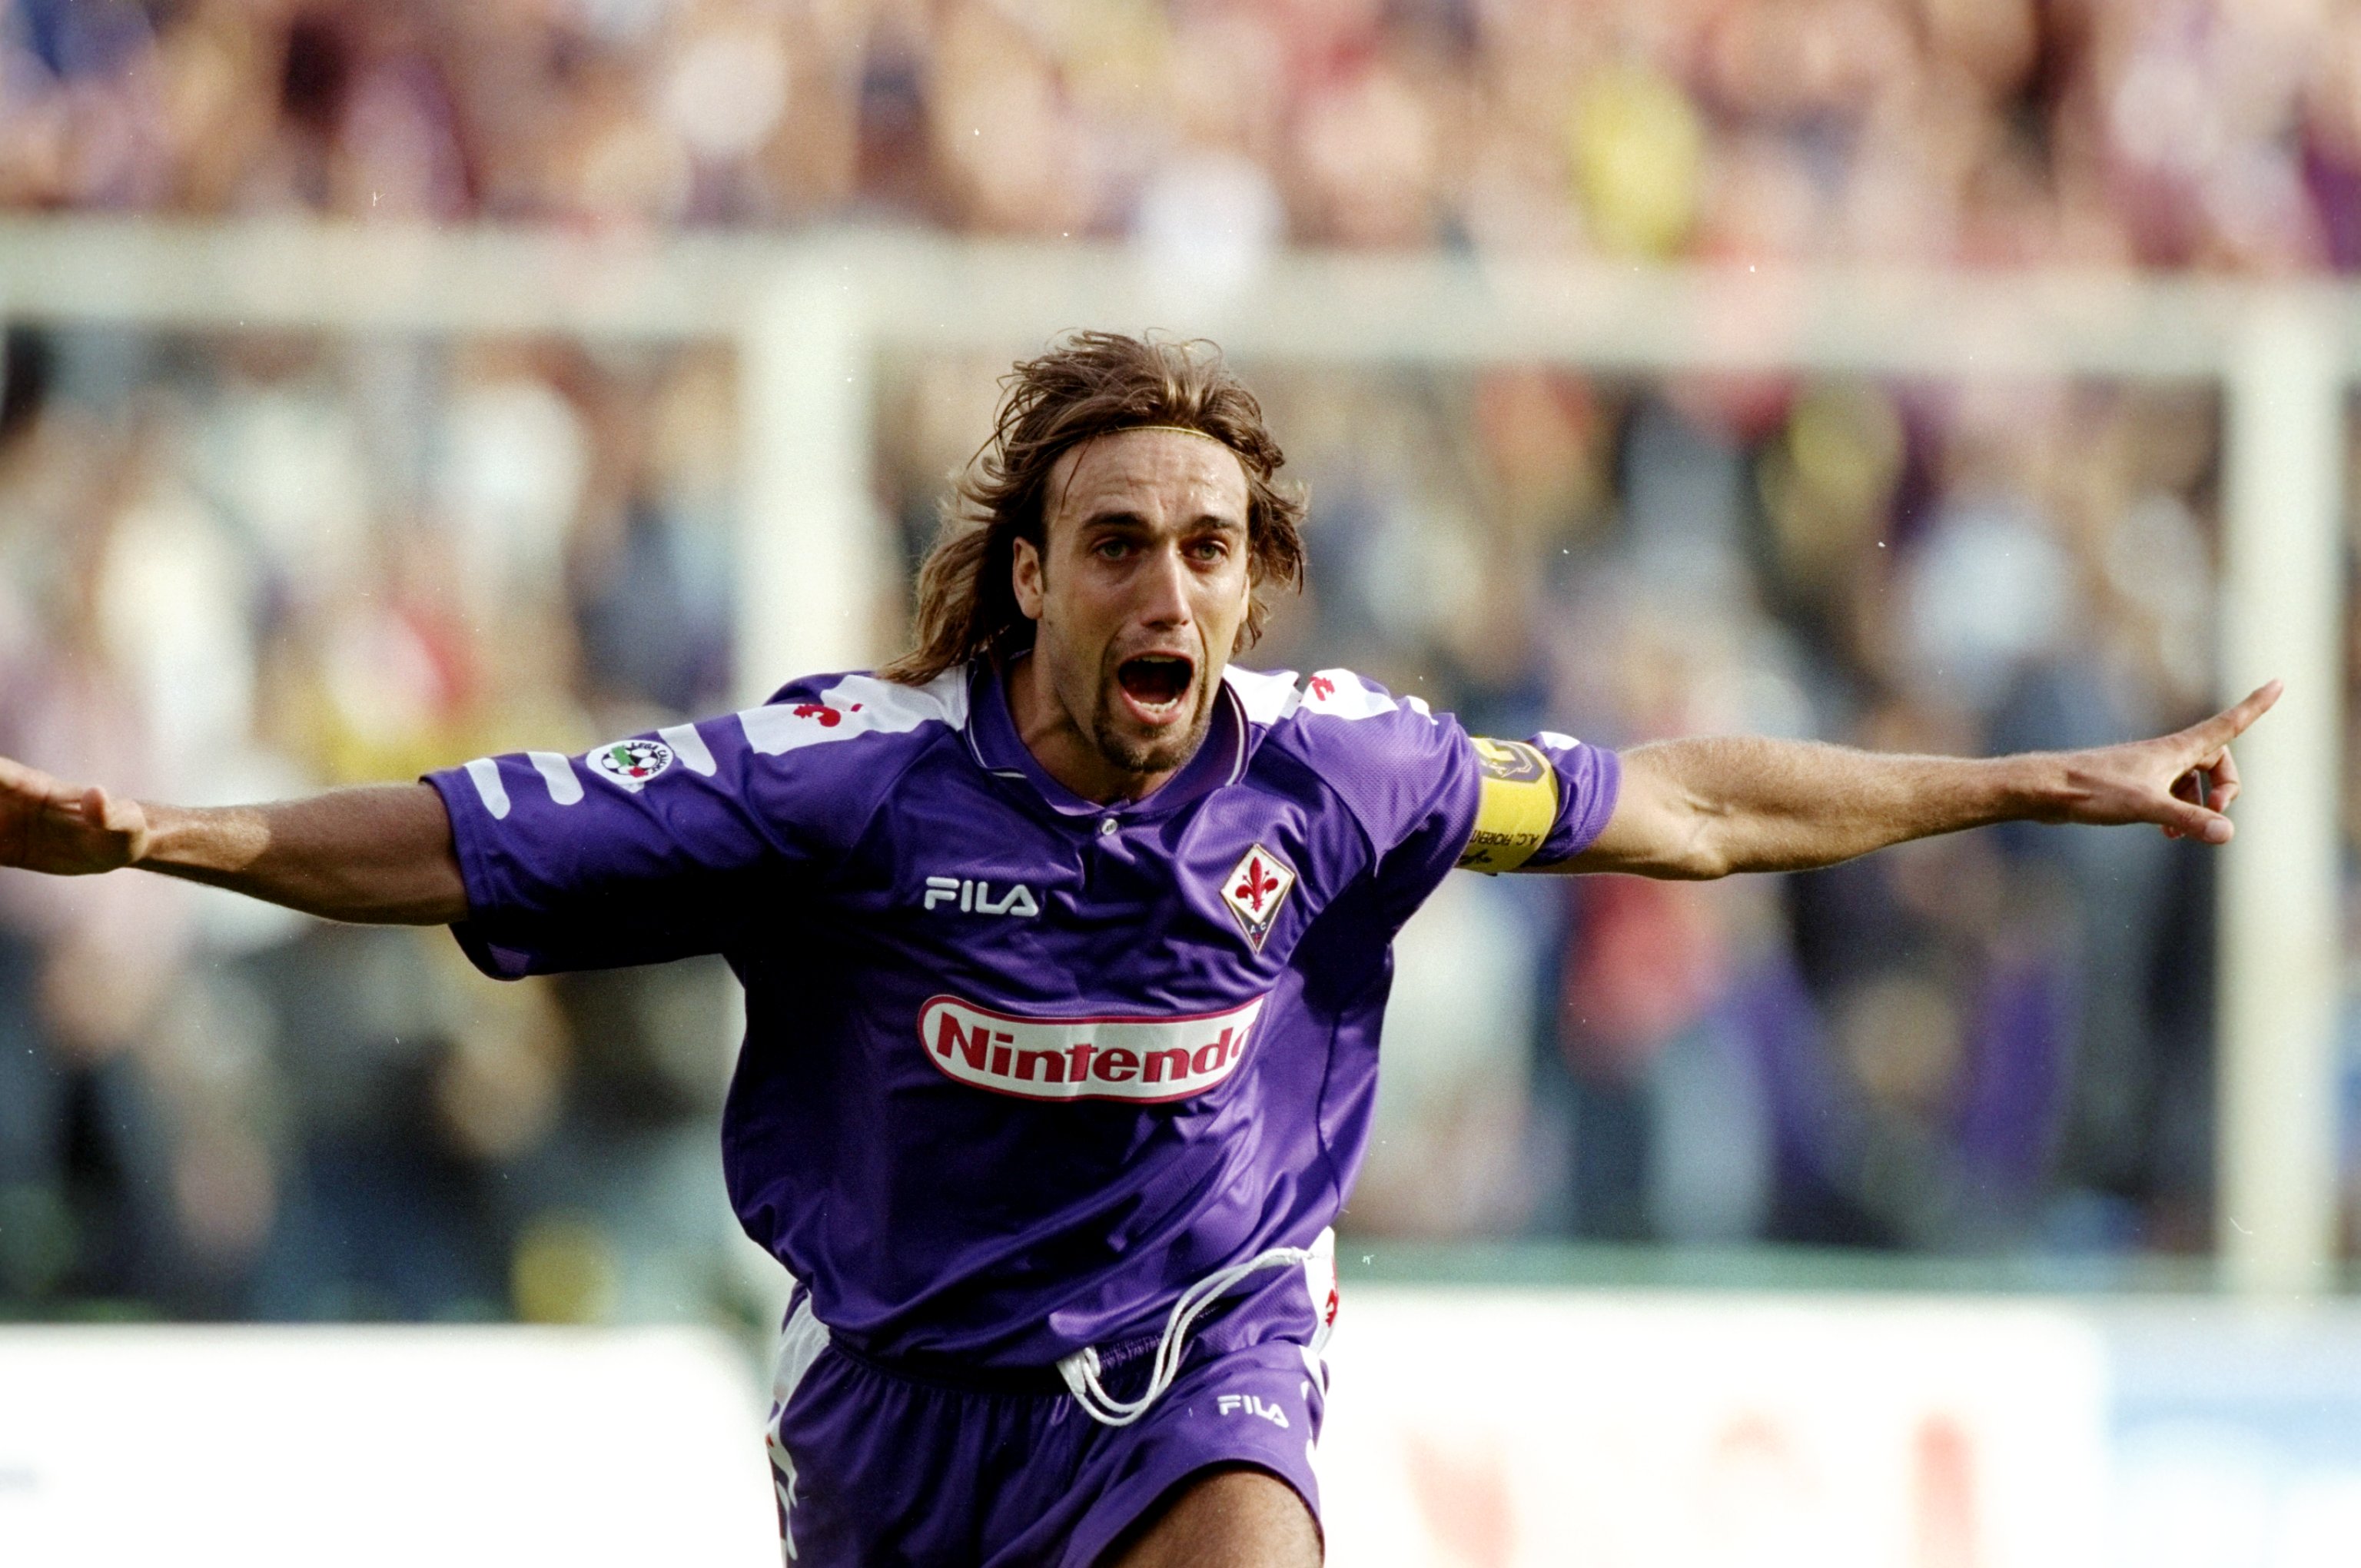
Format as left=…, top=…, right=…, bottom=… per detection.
left=1065, top=647, right=1218, bottom=781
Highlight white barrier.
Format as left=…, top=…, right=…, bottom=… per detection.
left=0, top=1327, right=776, bottom=1568
left=11, top=1298, right=2361, bottom=1566
left=1319, top=1291, right=2107, bottom=1568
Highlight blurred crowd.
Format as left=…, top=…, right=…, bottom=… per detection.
left=0, top=325, right=765, bottom=1321
left=11, top=0, right=2361, bottom=272
left=0, top=0, right=2340, bottom=1327
left=0, top=323, right=2243, bottom=1325
left=880, top=355, right=2232, bottom=1257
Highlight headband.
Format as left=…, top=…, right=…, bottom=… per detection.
left=1112, top=424, right=1230, bottom=447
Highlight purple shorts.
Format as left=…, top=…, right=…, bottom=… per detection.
left=764, top=1286, right=1328, bottom=1567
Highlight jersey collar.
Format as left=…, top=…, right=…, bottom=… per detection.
left=964, top=654, right=1247, bottom=821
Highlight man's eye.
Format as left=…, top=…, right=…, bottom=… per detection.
left=1189, top=539, right=1230, bottom=561
left=1093, top=539, right=1131, bottom=560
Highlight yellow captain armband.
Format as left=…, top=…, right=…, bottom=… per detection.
left=1456, top=737, right=1560, bottom=873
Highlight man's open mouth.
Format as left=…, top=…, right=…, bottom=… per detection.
left=1115, top=654, right=1195, bottom=718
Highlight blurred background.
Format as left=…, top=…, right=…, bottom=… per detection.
left=3, top=1, right=2361, bottom=1563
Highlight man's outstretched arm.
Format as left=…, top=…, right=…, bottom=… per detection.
left=1557, top=681, right=2282, bottom=881
left=0, top=758, right=468, bottom=925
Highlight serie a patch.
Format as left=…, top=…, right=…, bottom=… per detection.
left=590, top=737, right=675, bottom=792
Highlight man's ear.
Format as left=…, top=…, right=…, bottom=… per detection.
left=1011, top=535, right=1045, bottom=620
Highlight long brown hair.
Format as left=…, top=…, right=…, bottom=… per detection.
left=878, top=332, right=1307, bottom=686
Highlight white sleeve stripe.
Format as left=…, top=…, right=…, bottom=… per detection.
left=526, top=750, right=584, bottom=806
left=463, top=757, right=511, bottom=820
left=739, top=670, right=966, bottom=756
left=1302, top=669, right=1400, bottom=721
left=659, top=723, right=717, bottom=776
left=1221, top=666, right=1303, bottom=725
left=1537, top=730, right=1581, bottom=751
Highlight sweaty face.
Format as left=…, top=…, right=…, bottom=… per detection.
left=1010, top=429, right=1254, bottom=799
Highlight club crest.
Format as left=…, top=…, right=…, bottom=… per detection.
left=1220, top=843, right=1297, bottom=952
left=589, top=737, right=675, bottom=792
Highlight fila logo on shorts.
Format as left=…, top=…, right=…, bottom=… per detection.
left=918, top=994, right=1264, bottom=1103
left=1215, top=1394, right=1291, bottom=1428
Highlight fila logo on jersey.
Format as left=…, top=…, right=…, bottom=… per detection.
left=918, top=994, right=1266, bottom=1103
left=923, top=877, right=1041, bottom=917
left=1220, top=844, right=1297, bottom=952
left=1216, top=1394, right=1290, bottom=1429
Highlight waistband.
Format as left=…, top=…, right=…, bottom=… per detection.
left=797, top=1231, right=1333, bottom=1413
left=825, top=1325, right=1167, bottom=1397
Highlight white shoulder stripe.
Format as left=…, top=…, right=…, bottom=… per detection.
left=739, top=669, right=968, bottom=757
left=1301, top=668, right=1403, bottom=721
left=1222, top=666, right=1302, bottom=726
left=659, top=722, right=717, bottom=776
left=1537, top=730, right=1581, bottom=751
left=463, top=757, right=511, bottom=819
left=527, top=750, right=583, bottom=805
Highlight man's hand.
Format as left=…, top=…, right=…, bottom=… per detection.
left=0, top=756, right=152, bottom=875
left=0, top=759, right=466, bottom=925
left=2041, top=680, right=2279, bottom=844
left=1562, top=680, right=2285, bottom=880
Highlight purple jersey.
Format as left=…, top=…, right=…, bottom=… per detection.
left=425, top=660, right=1618, bottom=1365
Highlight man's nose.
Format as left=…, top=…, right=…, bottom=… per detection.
left=1134, top=544, right=1194, bottom=626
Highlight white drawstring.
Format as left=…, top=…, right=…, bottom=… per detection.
left=1056, top=1246, right=1312, bottom=1428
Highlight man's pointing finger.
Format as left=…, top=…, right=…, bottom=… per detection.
left=2227, top=678, right=2281, bottom=733
left=2190, top=680, right=2283, bottom=756
left=0, top=755, right=51, bottom=799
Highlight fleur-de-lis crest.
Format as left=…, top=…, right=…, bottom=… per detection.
left=1220, top=844, right=1297, bottom=952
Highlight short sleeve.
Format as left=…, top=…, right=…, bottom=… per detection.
left=1276, top=671, right=1624, bottom=902
left=1516, top=732, right=1622, bottom=869
left=425, top=718, right=785, bottom=978
left=427, top=669, right=973, bottom=978
left=1273, top=670, right=1479, bottom=918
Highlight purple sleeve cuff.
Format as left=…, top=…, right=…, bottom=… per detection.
left=422, top=766, right=537, bottom=981
left=1532, top=741, right=1622, bottom=866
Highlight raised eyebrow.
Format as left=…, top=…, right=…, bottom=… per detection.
left=1074, top=509, right=1154, bottom=535
left=1170, top=513, right=1249, bottom=544
left=1073, top=510, right=1244, bottom=537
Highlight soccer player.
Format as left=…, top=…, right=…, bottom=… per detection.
left=0, top=334, right=2273, bottom=1566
